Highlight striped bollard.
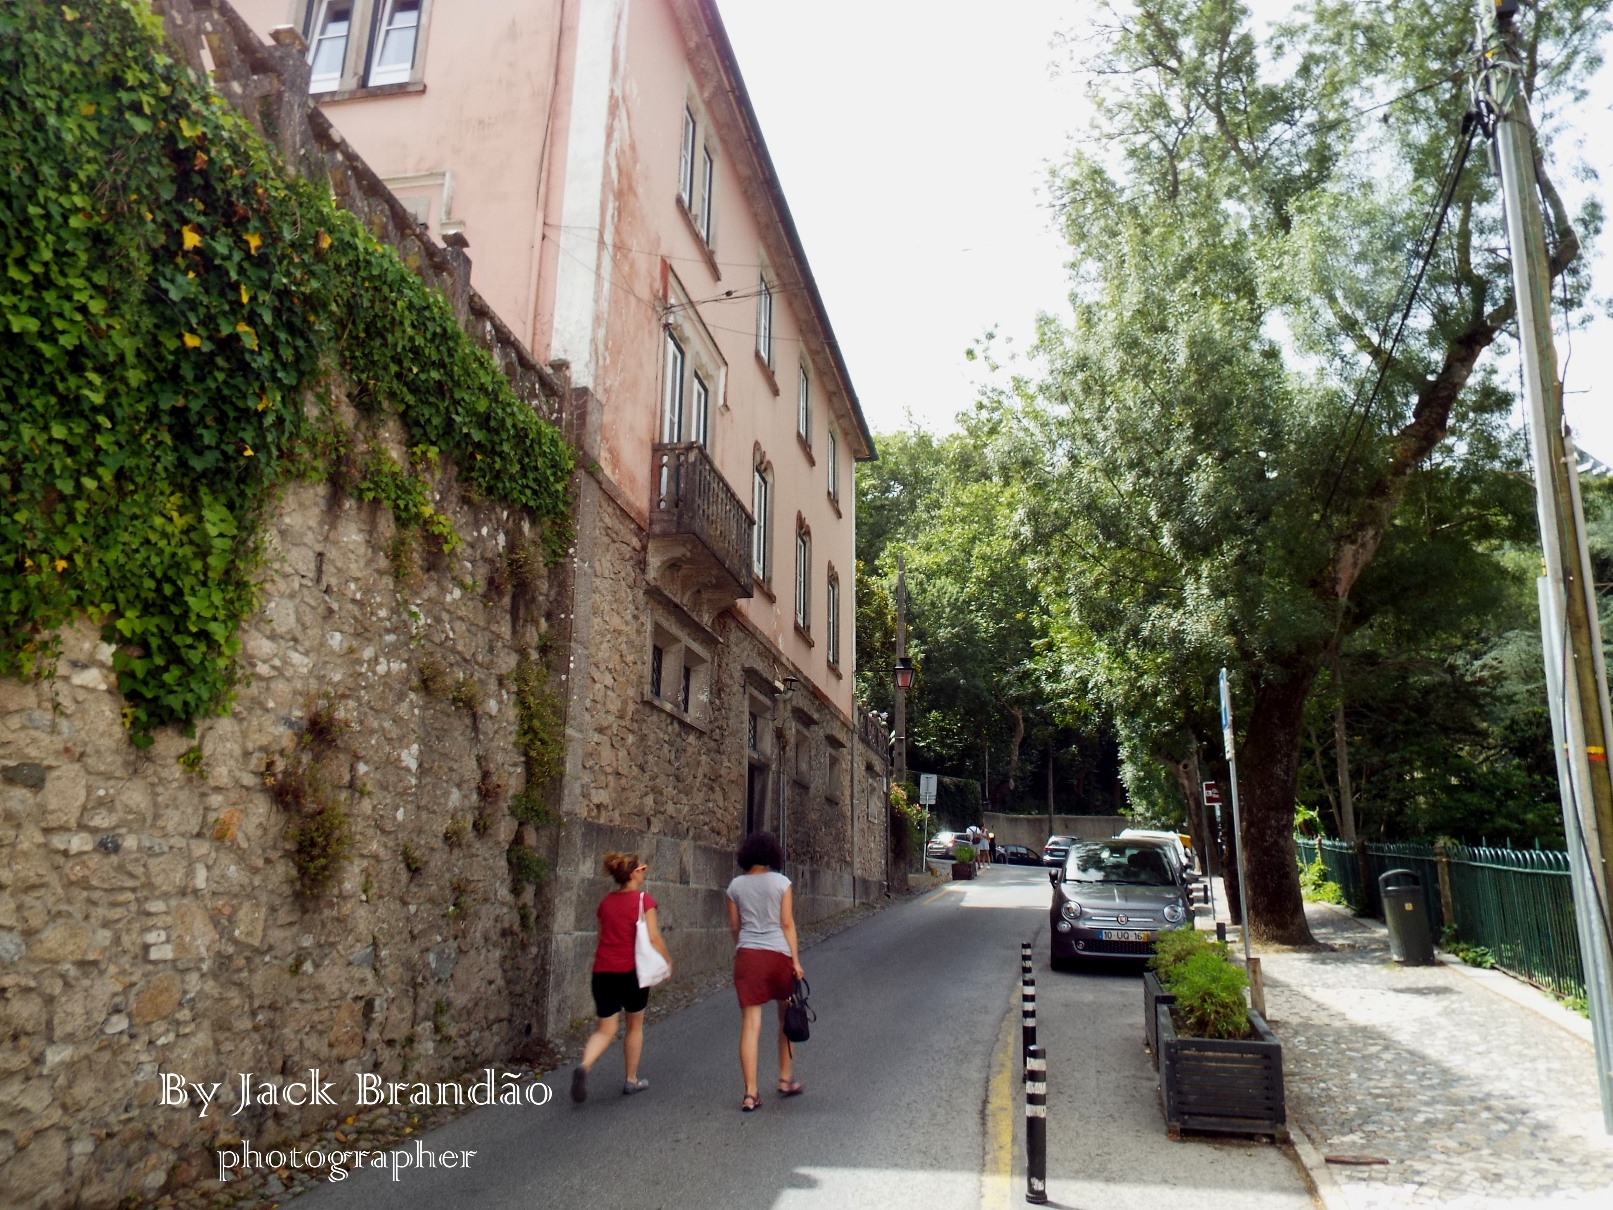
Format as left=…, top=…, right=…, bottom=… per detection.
left=1020, top=941, right=1033, bottom=979
left=1021, top=977, right=1036, bottom=1073
left=1025, top=1044, right=1047, bottom=1204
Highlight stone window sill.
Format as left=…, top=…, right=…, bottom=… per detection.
left=794, top=622, right=814, bottom=648
left=827, top=492, right=841, bottom=518
left=643, top=692, right=709, bottom=734
left=796, top=432, right=815, bottom=466
left=315, top=81, right=427, bottom=104
left=675, top=202, right=721, bottom=280
left=756, top=353, right=779, bottom=397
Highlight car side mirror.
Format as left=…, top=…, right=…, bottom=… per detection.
left=1183, top=870, right=1201, bottom=884
left=1047, top=869, right=1059, bottom=886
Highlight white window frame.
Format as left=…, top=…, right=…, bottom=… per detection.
left=306, top=0, right=353, bottom=93
left=756, top=277, right=773, bottom=367
left=679, top=107, right=696, bottom=210
left=797, top=367, right=811, bottom=443
left=661, top=329, right=686, bottom=443
left=691, top=371, right=710, bottom=448
left=699, top=145, right=716, bottom=245
left=827, top=428, right=839, bottom=499
left=366, top=0, right=421, bottom=87
left=795, top=527, right=811, bottom=631
left=663, top=273, right=724, bottom=450
left=752, top=469, right=771, bottom=582
left=826, top=571, right=840, bottom=666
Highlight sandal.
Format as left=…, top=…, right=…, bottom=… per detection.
left=777, top=1081, right=804, bottom=1098
left=740, top=1094, right=762, bottom=1112
left=622, top=1078, right=649, bottom=1095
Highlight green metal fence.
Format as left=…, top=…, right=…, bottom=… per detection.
left=1294, top=836, right=1584, bottom=1002
left=1445, top=845, right=1582, bottom=1001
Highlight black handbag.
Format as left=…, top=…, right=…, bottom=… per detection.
left=782, top=977, right=815, bottom=1043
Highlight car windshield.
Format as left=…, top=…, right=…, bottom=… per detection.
left=1045, top=836, right=1074, bottom=847
left=1064, top=841, right=1176, bottom=886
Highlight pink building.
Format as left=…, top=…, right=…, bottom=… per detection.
left=235, top=0, right=890, bottom=1022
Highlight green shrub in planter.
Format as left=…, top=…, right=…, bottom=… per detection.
left=1149, top=928, right=1249, bottom=1040
left=952, top=843, right=976, bottom=862
left=1164, top=950, right=1250, bottom=1039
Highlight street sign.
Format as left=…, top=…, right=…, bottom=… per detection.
left=1202, top=781, right=1222, bottom=806
left=918, top=773, right=938, bottom=805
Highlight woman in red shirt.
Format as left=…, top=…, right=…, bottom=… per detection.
left=569, top=851, right=672, bottom=1102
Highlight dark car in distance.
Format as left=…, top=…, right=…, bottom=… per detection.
left=997, top=844, right=1039, bottom=866
left=1048, top=837, right=1197, bottom=970
left=1041, top=835, right=1077, bottom=866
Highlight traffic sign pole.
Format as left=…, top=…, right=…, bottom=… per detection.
left=1219, top=669, right=1253, bottom=969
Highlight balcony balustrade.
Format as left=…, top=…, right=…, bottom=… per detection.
left=647, top=442, right=754, bottom=621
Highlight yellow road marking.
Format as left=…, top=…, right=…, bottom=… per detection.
left=982, top=978, right=1018, bottom=1210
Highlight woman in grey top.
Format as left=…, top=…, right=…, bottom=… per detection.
left=726, top=831, right=804, bottom=1112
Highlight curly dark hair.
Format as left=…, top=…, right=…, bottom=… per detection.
left=735, top=831, right=784, bottom=872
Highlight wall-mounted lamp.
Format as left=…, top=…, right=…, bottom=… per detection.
left=893, top=657, right=915, bottom=692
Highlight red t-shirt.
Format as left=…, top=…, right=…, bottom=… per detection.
left=594, top=890, right=655, bottom=973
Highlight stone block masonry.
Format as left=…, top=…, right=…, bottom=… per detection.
left=0, top=460, right=560, bottom=1207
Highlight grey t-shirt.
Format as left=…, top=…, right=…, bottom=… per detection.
left=726, top=870, right=792, bottom=955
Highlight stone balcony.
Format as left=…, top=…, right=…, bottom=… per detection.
left=647, top=442, right=755, bottom=624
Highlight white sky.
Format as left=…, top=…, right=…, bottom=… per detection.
left=716, top=0, right=1613, bottom=465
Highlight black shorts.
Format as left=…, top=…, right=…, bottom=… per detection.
left=591, top=970, right=649, bottom=1018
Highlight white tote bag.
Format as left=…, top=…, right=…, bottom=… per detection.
left=634, top=892, right=670, bottom=989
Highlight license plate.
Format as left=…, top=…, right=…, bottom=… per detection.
left=1100, top=929, right=1151, bottom=942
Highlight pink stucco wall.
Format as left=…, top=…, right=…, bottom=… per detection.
left=232, top=0, right=861, bottom=722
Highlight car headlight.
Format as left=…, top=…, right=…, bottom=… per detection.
left=1163, top=902, right=1185, bottom=924
left=1059, top=899, right=1082, bottom=921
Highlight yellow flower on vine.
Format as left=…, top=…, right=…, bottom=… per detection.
left=182, top=333, right=201, bottom=348
left=181, top=225, right=202, bottom=250
left=54, top=558, right=68, bottom=573
left=243, top=233, right=262, bottom=255
left=242, top=446, right=255, bottom=457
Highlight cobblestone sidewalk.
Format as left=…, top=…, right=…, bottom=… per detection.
left=1258, top=903, right=1613, bottom=1208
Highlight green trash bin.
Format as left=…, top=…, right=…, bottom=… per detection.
left=1379, top=868, right=1435, bottom=965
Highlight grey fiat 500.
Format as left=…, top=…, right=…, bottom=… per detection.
left=1048, top=837, right=1196, bottom=969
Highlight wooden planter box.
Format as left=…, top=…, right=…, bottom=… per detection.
left=1142, top=970, right=1174, bottom=1069
left=1156, top=1002, right=1287, bottom=1141
left=950, top=861, right=975, bottom=880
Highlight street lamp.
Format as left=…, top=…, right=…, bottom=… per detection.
left=893, top=656, right=915, bottom=691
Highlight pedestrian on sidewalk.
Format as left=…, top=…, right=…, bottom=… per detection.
left=727, top=831, right=805, bottom=1112
left=571, top=850, right=672, bottom=1103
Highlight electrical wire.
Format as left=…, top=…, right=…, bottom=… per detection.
left=1317, top=113, right=1478, bottom=523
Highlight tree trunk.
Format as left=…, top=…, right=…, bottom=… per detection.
left=1331, top=651, right=1357, bottom=842
left=1236, top=664, right=1319, bottom=946
left=1006, top=705, right=1024, bottom=785
left=1161, top=737, right=1208, bottom=875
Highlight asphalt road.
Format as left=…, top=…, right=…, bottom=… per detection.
left=292, top=865, right=1315, bottom=1210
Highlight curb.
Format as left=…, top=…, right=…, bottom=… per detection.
left=1286, top=1112, right=1355, bottom=1210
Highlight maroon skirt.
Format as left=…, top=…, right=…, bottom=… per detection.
left=733, top=947, right=795, bottom=1007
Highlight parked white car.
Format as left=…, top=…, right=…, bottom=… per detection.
left=1117, top=828, right=1195, bottom=873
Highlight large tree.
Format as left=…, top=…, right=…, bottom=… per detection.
left=1023, top=0, right=1605, bottom=942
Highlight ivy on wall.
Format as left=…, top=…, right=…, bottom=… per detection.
left=0, top=0, right=573, bottom=743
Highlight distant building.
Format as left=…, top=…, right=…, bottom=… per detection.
left=236, top=0, right=889, bottom=1026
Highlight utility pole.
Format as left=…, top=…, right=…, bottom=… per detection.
left=1477, top=0, right=1613, bottom=1131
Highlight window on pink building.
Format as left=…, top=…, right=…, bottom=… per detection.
left=367, top=0, right=421, bottom=87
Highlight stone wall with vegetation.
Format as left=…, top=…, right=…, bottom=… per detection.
left=0, top=2, right=575, bottom=1204
left=0, top=475, right=559, bottom=1207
